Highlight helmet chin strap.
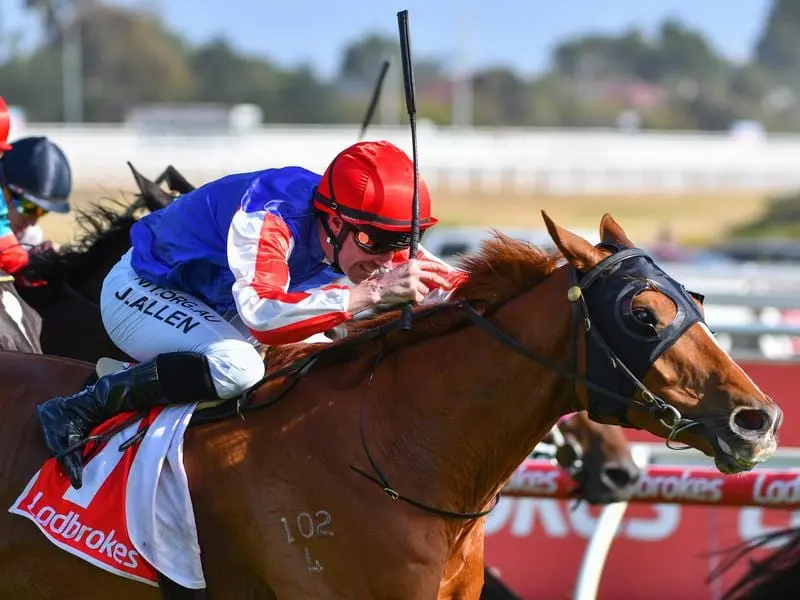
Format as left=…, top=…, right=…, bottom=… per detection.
left=320, top=215, right=352, bottom=274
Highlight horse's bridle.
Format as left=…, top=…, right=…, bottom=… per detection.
left=351, top=242, right=708, bottom=519
left=532, top=421, right=584, bottom=476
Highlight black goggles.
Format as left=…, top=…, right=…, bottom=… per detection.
left=352, top=225, right=416, bottom=255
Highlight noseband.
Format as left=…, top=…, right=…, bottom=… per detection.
left=464, top=241, right=706, bottom=443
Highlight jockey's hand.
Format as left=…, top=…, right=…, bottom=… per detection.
left=348, top=259, right=453, bottom=313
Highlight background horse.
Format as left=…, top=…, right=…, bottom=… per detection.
left=15, top=202, right=139, bottom=362
left=13, top=165, right=186, bottom=363
left=553, top=411, right=640, bottom=505
left=0, top=214, right=780, bottom=599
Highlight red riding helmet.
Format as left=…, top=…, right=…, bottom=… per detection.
left=313, top=140, right=438, bottom=233
left=0, top=97, right=11, bottom=151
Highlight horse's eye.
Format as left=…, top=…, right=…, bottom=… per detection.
left=625, top=305, right=659, bottom=338
left=632, top=306, right=657, bottom=326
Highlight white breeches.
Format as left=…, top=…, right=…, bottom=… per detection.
left=100, top=250, right=328, bottom=399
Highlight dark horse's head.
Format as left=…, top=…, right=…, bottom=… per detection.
left=13, top=162, right=191, bottom=362
left=13, top=200, right=141, bottom=362
left=17, top=162, right=188, bottom=305
left=20, top=200, right=139, bottom=305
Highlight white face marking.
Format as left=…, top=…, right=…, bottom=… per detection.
left=698, top=322, right=727, bottom=353
left=1, top=289, right=34, bottom=347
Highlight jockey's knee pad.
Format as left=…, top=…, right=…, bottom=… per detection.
left=231, top=351, right=266, bottom=393
left=203, top=340, right=265, bottom=399
left=156, top=352, right=219, bottom=403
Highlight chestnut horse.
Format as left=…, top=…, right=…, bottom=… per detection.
left=0, top=213, right=782, bottom=599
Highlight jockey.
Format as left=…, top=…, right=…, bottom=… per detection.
left=0, top=105, right=72, bottom=274
left=37, top=139, right=461, bottom=489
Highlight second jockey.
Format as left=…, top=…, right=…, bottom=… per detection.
left=37, top=139, right=460, bottom=489
left=0, top=98, right=72, bottom=274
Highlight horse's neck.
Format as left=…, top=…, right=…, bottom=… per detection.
left=65, top=220, right=134, bottom=303
left=80, top=264, right=115, bottom=304
left=368, top=274, right=574, bottom=515
left=61, top=249, right=126, bottom=304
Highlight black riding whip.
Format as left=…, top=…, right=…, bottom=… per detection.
left=396, top=9, right=420, bottom=332
left=358, top=59, right=391, bottom=141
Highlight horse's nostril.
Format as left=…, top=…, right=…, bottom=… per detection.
left=603, top=466, right=638, bottom=489
left=733, top=409, right=770, bottom=433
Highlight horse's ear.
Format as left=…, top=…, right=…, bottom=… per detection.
left=163, top=165, right=196, bottom=194
left=542, top=211, right=605, bottom=272
left=599, top=213, right=635, bottom=248
left=127, top=162, right=173, bottom=212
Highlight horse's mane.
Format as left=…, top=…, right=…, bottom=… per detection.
left=264, top=232, right=561, bottom=372
left=709, top=526, right=800, bottom=599
left=20, top=198, right=137, bottom=286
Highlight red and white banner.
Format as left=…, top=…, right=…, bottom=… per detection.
left=492, top=461, right=800, bottom=597
left=504, top=460, right=800, bottom=509
left=9, top=411, right=162, bottom=586
left=485, top=495, right=800, bottom=599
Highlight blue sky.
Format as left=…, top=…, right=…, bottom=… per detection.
left=1, top=0, right=772, bottom=79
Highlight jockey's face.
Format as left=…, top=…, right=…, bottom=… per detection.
left=323, top=216, right=395, bottom=283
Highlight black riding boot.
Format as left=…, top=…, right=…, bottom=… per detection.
left=36, top=351, right=219, bottom=490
